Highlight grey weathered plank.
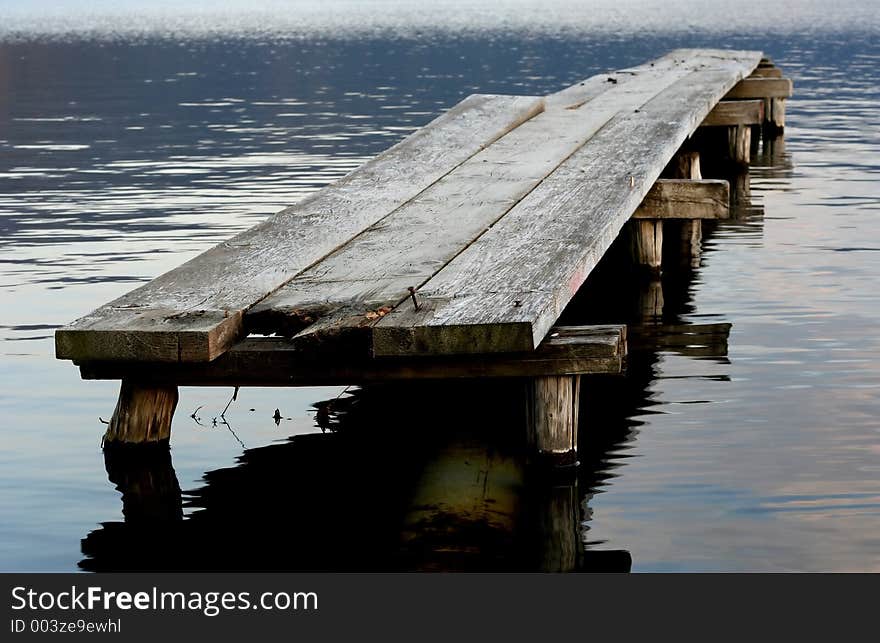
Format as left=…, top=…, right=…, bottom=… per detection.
left=372, top=50, right=761, bottom=356
left=632, top=179, right=730, bottom=219
left=55, top=93, right=544, bottom=362
left=544, top=48, right=750, bottom=109
left=725, top=77, right=793, bottom=99
left=77, top=325, right=625, bottom=385
left=251, top=50, right=761, bottom=348
left=248, top=57, right=711, bottom=344
left=701, top=99, right=764, bottom=126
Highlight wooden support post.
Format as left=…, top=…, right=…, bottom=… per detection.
left=629, top=219, right=663, bottom=274
left=104, top=380, right=179, bottom=446
left=763, top=97, right=786, bottom=135
left=667, top=149, right=703, bottom=269
left=527, top=375, right=580, bottom=467
left=678, top=151, right=701, bottom=268
left=666, top=149, right=700, bottom=180
left=728, top=124, right=751, bottom=166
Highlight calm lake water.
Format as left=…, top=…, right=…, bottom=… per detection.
left=1, top=1, right=878, bottom=572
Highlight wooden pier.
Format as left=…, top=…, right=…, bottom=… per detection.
left=56, top=48, right=792, bottom=466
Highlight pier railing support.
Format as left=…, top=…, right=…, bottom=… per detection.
left=104, top=380, right=178, bottom=446
left=527, top=375, right=580, bottom=467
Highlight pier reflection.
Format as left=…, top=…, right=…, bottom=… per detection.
left=78, top=249, right=741, bottom=572
left=80, top=133, right=790, bottom=572
left=80, top=382, right=632, bottom=572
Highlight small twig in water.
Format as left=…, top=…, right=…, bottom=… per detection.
left=221, top=386, right=240, bottom=419
left=190, top=405, right=204, bottom=427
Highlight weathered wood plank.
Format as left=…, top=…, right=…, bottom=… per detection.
left=544, top=48, right=754, bottom=109
left=701, top=99, right=764, bottom=126
left=725, top=77, right=793, bottom=99
left=55, top=93, right=545, bottom=362
left=77, top=325, right=625, bottom=385
left=372, top=50, right=762, bottom=356
left=249, top=54, right=720, bottom=344
left=632, top=179, right=730, bottom=219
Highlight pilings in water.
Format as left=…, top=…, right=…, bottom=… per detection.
left=104, top=380, right=178, bottom=446
left=629, top=220, right=664, bottom=275
left=527, top=375, right=581, bottom=467
left=665, top=150, right=704, bottom=270
left=628, top=56, right=790, bottom=313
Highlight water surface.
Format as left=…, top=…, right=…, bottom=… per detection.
left=1, top=1, right=878, bottom=571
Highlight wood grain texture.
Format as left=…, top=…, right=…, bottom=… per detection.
left=725, top=77, right=793, bottom=99
left=630, top=219, right=664, bottom=272
left=544, top=48, right=754, bottom=109
left=55, top=93, right=544, bottom=362
left=373, top=49, right=762, bottom=356
left=766, top=97, right=787, bottom=131
left=57, top=48, right=766, bottom=366
left=249, top=56, right=712, bottom=346
left=663, top=149, right=705, bottom=269
left=78, top=325, right=625, bottom=385
left=527, top=375, right=579, bottom=463
left=632, top=179, right=730, bottom=219
left=728, top=124, right=752, bottom=165
left=104, top=381, right=179, bottom=445
left=701, top=99, right=764, bottom=126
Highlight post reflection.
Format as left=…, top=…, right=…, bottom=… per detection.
left=80, top=381, right=636, bottom=572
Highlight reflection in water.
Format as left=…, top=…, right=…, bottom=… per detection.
left=80, top=173, right=767, bottom=571
left=3, top=2, right=879, bottom=572
left=81, top=382, right=632, bottom=572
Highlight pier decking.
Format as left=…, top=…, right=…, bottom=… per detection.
left=55, top=48, right=792, bottom=464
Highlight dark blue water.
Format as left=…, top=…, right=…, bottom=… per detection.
left=1, top=1, right=878, bottom=571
